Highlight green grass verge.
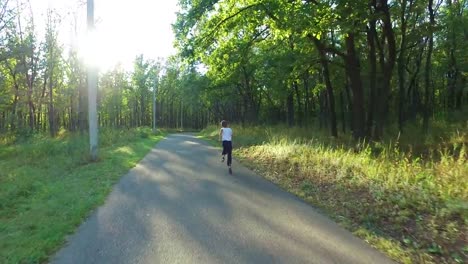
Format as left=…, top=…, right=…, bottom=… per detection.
left=199, top=124, right=467, bottom=264
left=0, top=127, right=165, bottom=264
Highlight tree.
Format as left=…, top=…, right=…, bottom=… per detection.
left=0, top=0, right=465, bottom=147
left=87, top=0, right=98, bottom=160
left=42, top=9, right=63, bottom=137
left=173, top=0, right=467, bottom=139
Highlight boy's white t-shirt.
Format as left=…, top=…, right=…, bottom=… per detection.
left=221, top=127, right=233, bottom=141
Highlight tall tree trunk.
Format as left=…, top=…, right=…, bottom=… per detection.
left=446, top=0, right=457, bottom=109
left=322, top=62, right=338, bottom=137
left=78, top=76, right=87, bottom=133
left=311, top=37, right=338, bottom=137
left=293, top=81, right=303, bottom=127
left=373, top=0, right=397, bottom=139
left=303, top=73, right=310, bottom=126
left=243, top=67, right=258, bottom=124
left=366, top=16, right=377, bottom=137
left=180, top=100, right=183, bottom=130
left=406, top=39, right=427, bottom=121
left=287, top=88, right=294, bottom=127
left=24, top=51, right=37, bottom=132
left=398, top=0, right=411, bottom=132
left=345, top=33, right=366, bottom=139
left=28, top=93, right=35, bottom=132
left=340, top=90, right=346, bottom=133
left=345, top=79, right=354, bottom=133
left=456, top=76, right=465, bottom=109
left=423, top=0, right=435, bottom=133
left=69, top=95, right=75, bottom=131
left=318, top=91, right=326, bottom=129
left=140, top=94, right=145, bottom=126
left=0, top=112, right=5, bottom=132
left=48, top=71, right=56, bottom=137
left=4, top=63, right=20, bottom=131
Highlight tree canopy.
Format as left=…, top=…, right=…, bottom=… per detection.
left=0, top=0, right=466, bottom=139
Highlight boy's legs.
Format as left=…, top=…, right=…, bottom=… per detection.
left=221, top=141, right=227, bottom=162
left=226, top=141, right=232, bottom=167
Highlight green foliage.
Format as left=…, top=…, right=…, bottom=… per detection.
left=173, top=0, right=467, bottom=139
left=0, top=128, right=164, bottom=264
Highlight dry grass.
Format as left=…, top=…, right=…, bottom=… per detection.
left=200, top=123, right=467, bottom=264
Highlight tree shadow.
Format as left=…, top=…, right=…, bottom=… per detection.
left=51, top=134, right=393, bottom=264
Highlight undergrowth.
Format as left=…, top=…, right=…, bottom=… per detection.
left=0, top=127, right=164, bottom=264
left=200, top=122, right=467, bottom=264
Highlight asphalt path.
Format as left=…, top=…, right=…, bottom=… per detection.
left=51, top=134, right=395, bottom=264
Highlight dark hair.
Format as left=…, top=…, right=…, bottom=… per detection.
left=221, top=120, right=228, bottom=127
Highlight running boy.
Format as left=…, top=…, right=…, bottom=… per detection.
left=219, top=120, right=233, bottom=173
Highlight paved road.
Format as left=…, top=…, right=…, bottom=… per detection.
left=51, top=134, right=395, bottom=264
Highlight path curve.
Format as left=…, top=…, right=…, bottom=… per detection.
left=51, top=134, right=395, bottom=264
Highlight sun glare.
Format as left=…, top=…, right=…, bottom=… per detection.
left=77, top=28, right=134, bottom=71
left=34, top=0, right=178, bottom=72
left=78, top=30, right=99, bottom=68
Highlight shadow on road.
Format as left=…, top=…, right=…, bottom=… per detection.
left=51, top=134, right=394, bottom=264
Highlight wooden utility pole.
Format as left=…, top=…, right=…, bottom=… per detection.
left=87, top=0, right=98, bottom=160
left=153, top=79, right=157, bottom=133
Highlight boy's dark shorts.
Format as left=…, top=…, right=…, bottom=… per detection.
left=222, top=141, right=232, bottom=154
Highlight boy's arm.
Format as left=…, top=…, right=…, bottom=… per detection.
left=219, top=128, right=223, bottom=141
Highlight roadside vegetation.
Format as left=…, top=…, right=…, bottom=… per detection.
left=200, top=121, right=467, bottom=264
left=0, top=127, right=164, bottom=264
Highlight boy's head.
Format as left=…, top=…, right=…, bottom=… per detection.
left=221, top=120, right=228, bottom=128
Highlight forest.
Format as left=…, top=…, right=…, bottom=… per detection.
left=0, top=0, right=467, bottom=263
left=0, top=0, right=466, bottom=139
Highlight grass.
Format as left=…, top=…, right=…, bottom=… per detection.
left=0, top=127, right=164, bottom=264
left=199, top=122, right=467, bottom=264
